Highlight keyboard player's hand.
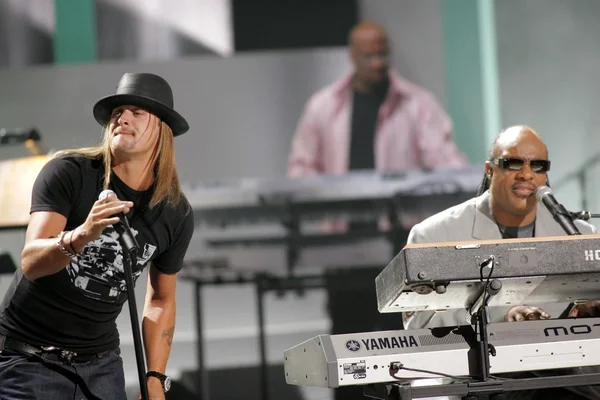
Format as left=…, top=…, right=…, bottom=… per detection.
left=568, top=300, right=600, bottom=318
left=504, top=305, right=550, bottom=322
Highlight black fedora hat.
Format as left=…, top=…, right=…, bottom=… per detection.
left=93, top=72, right=189, bottom=136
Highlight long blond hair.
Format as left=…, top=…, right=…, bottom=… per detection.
left=54, top=118, right=185, bottom=210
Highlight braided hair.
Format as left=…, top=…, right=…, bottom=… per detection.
left=475, top=134, right=502, bottom=196
left=476, top=171, right=491, bottom=197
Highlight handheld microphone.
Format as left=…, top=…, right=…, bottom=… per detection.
left=535, top=185, right=581, bottom=236
left=98, top=189, right=139, bottom=255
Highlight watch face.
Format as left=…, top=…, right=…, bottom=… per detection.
left=164, top=376, right=172, bottom=393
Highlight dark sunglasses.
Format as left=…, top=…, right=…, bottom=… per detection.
left=492, top=157, right=551, bottom=173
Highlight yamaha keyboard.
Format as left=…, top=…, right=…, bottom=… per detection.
left=376, top=235, right=600, bottom=314
left=284, top=317, right=600, bottom=388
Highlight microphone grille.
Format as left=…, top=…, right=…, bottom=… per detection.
left=98, top=189, right=115, bottom=201
left=535, top=185, right=552, bottom=202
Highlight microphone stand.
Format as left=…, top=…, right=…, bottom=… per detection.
left=122, top=246, right=149, bottom=400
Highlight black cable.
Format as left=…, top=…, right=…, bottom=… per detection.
left=479, top=256, right=494, bottom=281
left=390, top=362, right=460, bottom=380
left=480, top=256, right=496, bottom=308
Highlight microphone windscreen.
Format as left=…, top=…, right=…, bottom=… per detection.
left=535, top=185, right=552, bottom=202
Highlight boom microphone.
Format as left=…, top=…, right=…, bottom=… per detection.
left=535, top=185, right=581, bottom=236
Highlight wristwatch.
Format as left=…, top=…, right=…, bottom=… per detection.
left=146, top=371, right=171, bottom=393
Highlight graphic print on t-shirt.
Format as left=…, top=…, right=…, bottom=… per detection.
left=65, top=226, right=156, bottom=303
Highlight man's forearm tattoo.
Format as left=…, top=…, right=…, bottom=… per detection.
left=161, top=326, right=175, bottom=347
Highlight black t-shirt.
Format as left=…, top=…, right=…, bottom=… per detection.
left=348, top=84, right=388, bottom=171
left=0, top=154, right=195, bottom=353
left=497, top=220, right=535, bottom=239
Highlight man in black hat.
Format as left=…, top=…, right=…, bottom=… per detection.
left=0, top=72, right=194, bottom=400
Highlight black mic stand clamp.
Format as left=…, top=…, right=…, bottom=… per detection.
left=570, top=210, right=600, bottom=221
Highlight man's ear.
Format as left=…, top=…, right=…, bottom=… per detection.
left=484, top=161, right=493, bottom=178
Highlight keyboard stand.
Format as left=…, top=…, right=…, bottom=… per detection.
left=364, top=372, right=600, bottom=400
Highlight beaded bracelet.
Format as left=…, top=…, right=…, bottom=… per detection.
left=56, top=231, right=76, bottom=258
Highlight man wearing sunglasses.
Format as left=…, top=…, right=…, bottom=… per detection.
left=404, top=125, right=599, bottom=399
